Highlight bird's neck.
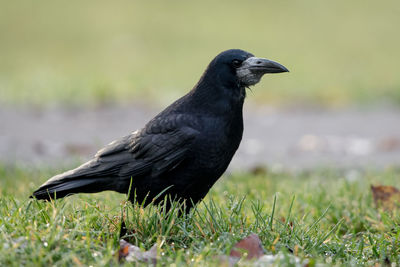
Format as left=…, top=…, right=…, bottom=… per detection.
left=187, top=82, right=245, bottom=117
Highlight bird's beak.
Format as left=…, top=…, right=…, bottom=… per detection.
left=240, top=57, right=289, bottom=74
left=236, top=56, right=288, bottom=86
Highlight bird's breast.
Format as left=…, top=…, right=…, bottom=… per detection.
left=192, top=114, right=243, bottom=171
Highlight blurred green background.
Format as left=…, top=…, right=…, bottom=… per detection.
left=1, top=0, right=399, bottom=107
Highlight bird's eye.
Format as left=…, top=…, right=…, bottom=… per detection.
left=232, top=59, right=242, bottom=68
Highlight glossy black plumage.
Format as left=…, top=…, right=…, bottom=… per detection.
left=32, top=49, right=288, bottom=210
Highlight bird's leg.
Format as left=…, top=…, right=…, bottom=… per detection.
left=119, top=218, right=128, bottom=240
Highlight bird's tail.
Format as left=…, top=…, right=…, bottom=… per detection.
left=32, top=177, right=116, bottom=200
left=31, top=163, right=120, bottom=200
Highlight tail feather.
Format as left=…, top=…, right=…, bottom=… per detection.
left=32, top=177, right=117, bottom=200
left=31, top=141, right=133, bottom=201
left=31, top=161, right=121, bottom=200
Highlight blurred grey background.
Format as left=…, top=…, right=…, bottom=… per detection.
left=1, top=0, right=399, bottom=170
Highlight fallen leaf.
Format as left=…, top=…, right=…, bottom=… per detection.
left=371, top=185, right=400, bottom=210
left=230, top=233, right=265, bottom=260
left=219, top=234, right=308, bottom=267
left=118, top=240, right=157, bottom=264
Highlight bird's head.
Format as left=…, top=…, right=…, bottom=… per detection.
left=205, top=49, right=289, bottom=88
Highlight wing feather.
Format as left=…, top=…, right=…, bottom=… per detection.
left=66, top=116, right=199, bottom=180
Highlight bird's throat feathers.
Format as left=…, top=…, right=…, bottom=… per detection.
left=195, top=61, right=245, bottom=98
left=189, top=78, right=245, bottom=114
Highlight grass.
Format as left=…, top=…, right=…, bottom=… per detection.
left=1, top=164, right=400, bottom=266
left=1, top=0, right=400, bottom=107
left=2, top=2, right=399, bottom=264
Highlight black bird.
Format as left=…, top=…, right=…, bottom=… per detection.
left=32, top=49, right=288, bottom=211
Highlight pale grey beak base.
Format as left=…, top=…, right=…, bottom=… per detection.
left=248, top=57, right=289, bottom=73
left=237, top=57, right=289, bottom=86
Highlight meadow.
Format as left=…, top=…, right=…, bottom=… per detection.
left=1, top=165, right=400, bottom=266
left=1, top=1, right=400, bottom=266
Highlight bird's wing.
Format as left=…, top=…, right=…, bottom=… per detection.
left=122, top=124, right=198, bottom=178
left=37, top=114, right=200, bottom=196
left=77, top=114, right=199, bottom=179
